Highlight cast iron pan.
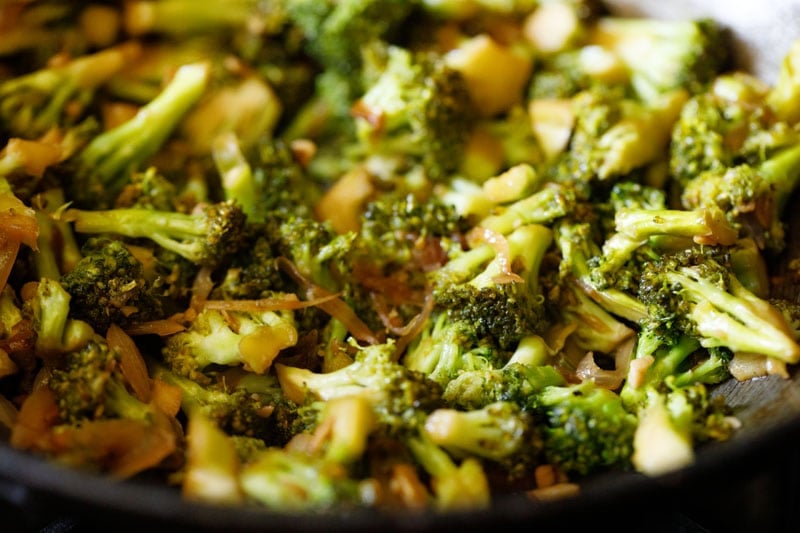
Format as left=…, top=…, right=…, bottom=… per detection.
left=3, top=2, right=800, bottom=531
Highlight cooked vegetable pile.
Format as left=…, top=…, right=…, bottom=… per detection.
left=2, top=0, right=800, bottom=513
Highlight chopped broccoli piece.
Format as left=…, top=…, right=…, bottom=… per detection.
left=537, top=381, right=637, bottom=476
left=65, top=62, right=210, bottom=209
left=65, top=200, right=246, bottom=268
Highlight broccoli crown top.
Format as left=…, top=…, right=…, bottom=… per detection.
left=536, top=382, right=637, bottom=476
left=49, top=338, right=119, bottom=424
left=637, top=247, right=731, bottom=335
left=60, top=238, right=163, bottom=333
left=287, top=0, right=415, bottom=77
left=436, top=282, right=549, bottom=352
left=442, top=363, right=566, bottom=411
left=355, top=45, right=476, bottom=181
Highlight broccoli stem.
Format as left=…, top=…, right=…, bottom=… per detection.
left=0, top=42, right=142, bottom=137
left=479, top=183, right=573, bottom=235
left=124, top=0, right=262, bottom=36
left=557, top=223, right=648, bottom=322
left=667, top=267, right=800, bottom=363
left=76, top=62, right=210, bottom=205
left=212, top=133, right=259, bottom=219
left=406, top=434, right=491, bottom=511
left=760, top=140, right=800, bottom=211
left=615, top=206, right=738, bottom=247
left=470, top=223, right=553, bottom=292
left=423, top=402, right=528, bottom=462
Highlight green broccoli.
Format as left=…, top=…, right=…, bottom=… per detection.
left=59, top=238, right=164, bottom=334
left=640, top=253, right=800, bottom=364
left=64, top=62, right=210, bottom=209
left=151, top=363, right=298, bottom=444
left=48, top=336, right=153, bottom=424
left=353, top=44, right=476, bottom=182
left=590, top=16, right=730, bottom=100
left=23, top=277, right=94, bottom=359
left=286, top=0, right=416, bottom=78
left=430, top=223, right=553, bottom=351
left=0, top=42, right=141, bottom=140
left=680, top=140, right=800, bottom=253
left=442, top=360, right=565, bottom=412
left=550, top=86, right=688, bottom=185
left=276, top=341, right=443, bottom=433
left=631, top=382, right=736, bottom=476
left=161, top=305, right=298, bottom=380
left=239, top=447, right=362, bottom=511
left=423, top=401, right=533, bottom=463
left=64, top=200, right=246, bottom=268
left=405, top=432, right=491, bottom=511
left=536, top=381, right=638, bottom=476
left=670, top=72, right=800, bottom=188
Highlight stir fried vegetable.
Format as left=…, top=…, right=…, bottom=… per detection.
left=2, top=0, right=800, bottom=515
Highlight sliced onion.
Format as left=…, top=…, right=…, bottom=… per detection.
left=393, top=289, right=435, bottom=358
left=575, top=336, right=635, bottom=390
left=203, top=292, right=341, bottom=312
left=277, top=257, right=381, bottom=345
left=107, top=323, right=152, bottom=403
left=188, top=266, right=215, bottom=311
left=467, top=226, right=523, bottom=284
left=124, top=319, right=187, bottom=337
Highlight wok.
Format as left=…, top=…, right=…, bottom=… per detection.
left=3, top=2, right=800, bottom=531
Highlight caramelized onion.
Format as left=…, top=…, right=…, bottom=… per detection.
left=575, top=336, right=635, bottom=390
left=277, top=257, right=381, bottom=344
left=124, top=319, right=187, bottom=337
left=203, top=292, right=341, bottom=312
left=393, top=289, right=435, bottom=358
left=467, top=226, right=523, bottom=284
left=107, top=324, right=152, bottom=403
left=189, top=266, right=215, bottom=311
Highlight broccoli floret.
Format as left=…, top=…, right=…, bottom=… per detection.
left=670, top=73, right=800, bottom=188
left=555, top=220, right=648, bottom=323
left=477, top=182, right=579, bottom=236
left=65, top=200, right=246, bottom=268
left=680, top=141, right=800, bottom=253
left=152, top=363, right=298, bottom=444
left=211, top=232, right=288, bottom=300
left=59, top=238, right=164, bottom=334
left=596, top=205, right=738, bottom=276
left=353, top=44, right=476, bottom=182
left=64, top=62, right=210, bottom=209
left=442, top=360, right=565, bottom=412
left=0, top=42, right=142, bottom=140
left=276, top=341, right=443, bottom=433
left=637, top=248, right=800, bottom=365
left=162, top=306, right=298, bottom=380
left=536, top=381, right=637, bottom=476
left=431, top=224, right=553, bottom=351
left=423, top=401, right=533, bottom=463
left=286, top=0, right=415, bottom=79
left=403, top=313, right=498, bottom=387
left=551, top=86, right=688, bottom=185
left=405, top=433, right=491, bottom=511
left=23, top=278, right=93, bottom=359
left=590, top=17, right=730, bottom=100
left=48, top=336, right=157, bottom=424
left=239, top=447, right=362, bottom=511
left=631, top=382, right=736, bottom=476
